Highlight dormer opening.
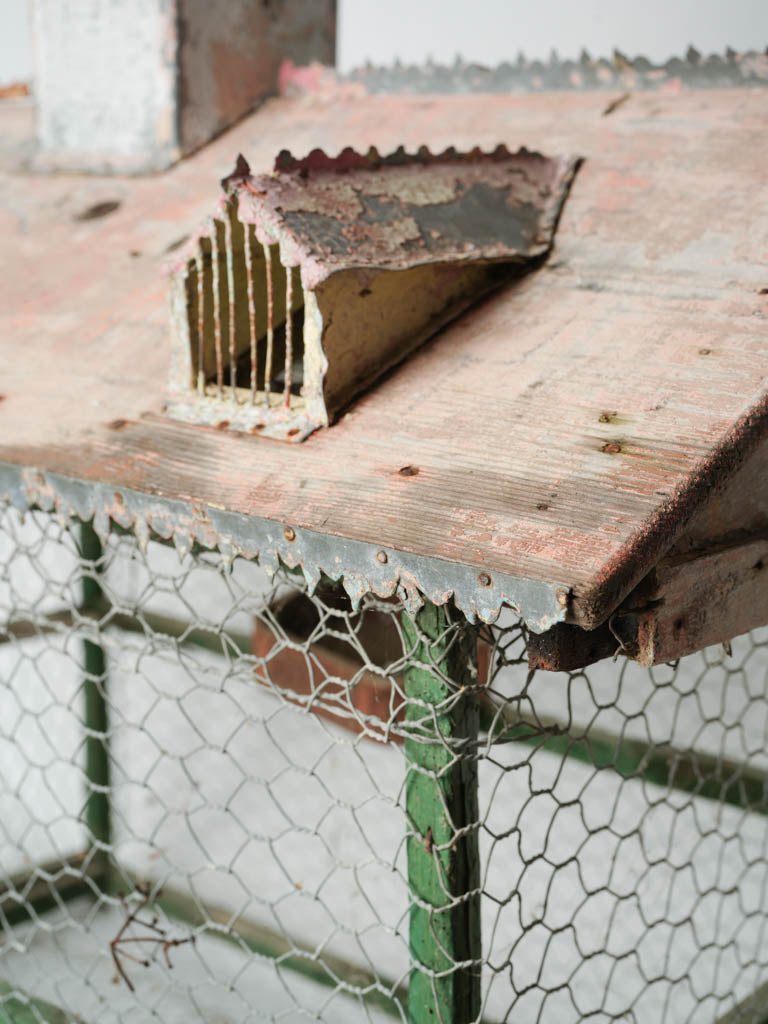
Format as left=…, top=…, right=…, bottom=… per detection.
left=166, top=146, right=581, bottom=441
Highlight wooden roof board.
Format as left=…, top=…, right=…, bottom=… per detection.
left=1, top=87, right=766, bottom=630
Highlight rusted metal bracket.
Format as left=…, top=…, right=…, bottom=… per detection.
left=165, top=145, right=580, bottom=441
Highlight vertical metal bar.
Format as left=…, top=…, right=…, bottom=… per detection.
left=284, top=266, right=293, bottom=407
left=244, top=224, right=257, bottom=405
left=224, top=209, right=237, bottom=405
left=195, top=246, right=205, bottom=396
left=79, top=521, right=111, bottom=854
left=403, top=601, right=481, bottom=1024
left=210, top=220, right=223, bottom=399
left=263, top=242, right=274, bottom=408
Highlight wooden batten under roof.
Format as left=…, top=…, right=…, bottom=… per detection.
left=0, top=80, right=767, bottom=668
left=529, top=440, right=768, bottom=670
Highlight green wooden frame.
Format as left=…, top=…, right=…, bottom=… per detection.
left=79, top=523, right=111, bottom=856
left=403, top=602, right=481, bottom=1024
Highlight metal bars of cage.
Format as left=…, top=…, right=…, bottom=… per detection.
left=186, top=208, right=299, bottom=413
left=242, top=222, right=257, bottom=406
left=262, top=239, right=275, bottom=409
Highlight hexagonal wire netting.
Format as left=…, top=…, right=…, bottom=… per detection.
left=1, top=503, right=768, bottom=1023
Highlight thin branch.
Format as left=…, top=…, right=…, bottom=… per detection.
left=110, top=885, right=194, bottom=991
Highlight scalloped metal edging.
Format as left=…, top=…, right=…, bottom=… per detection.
left=343, top=48, right=768, bottom=95
left=0, top=462, right=570, bottom=633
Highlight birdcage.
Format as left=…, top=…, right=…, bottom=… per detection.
left=2, top=47, right=768, bottom=1024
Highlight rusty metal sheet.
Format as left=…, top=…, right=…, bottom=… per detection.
left=233, top=145, right=579, bottom=288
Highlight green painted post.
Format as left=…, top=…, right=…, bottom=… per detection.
left=79, top=521, right=111, bottom=853
left=403, top=601, right=481, bottom=1024
left=0, top=977, right=82, bottom=1023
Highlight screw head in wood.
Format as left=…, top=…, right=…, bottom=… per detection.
left=376, top=550, right=388, bottom=564
left=283, top=526, right=296, bottom=542
left=478, top=572, right=492, bottom=587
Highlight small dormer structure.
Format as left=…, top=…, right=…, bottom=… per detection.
left=166, top=146, right=580, bottom=440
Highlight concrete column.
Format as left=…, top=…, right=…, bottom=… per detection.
left=33, top=0, right=336, bottom=173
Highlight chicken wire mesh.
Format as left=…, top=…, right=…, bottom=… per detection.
left=1, top=502, right=768, bottom=1024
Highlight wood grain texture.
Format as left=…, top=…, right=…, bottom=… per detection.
left=636, top=535, right=768, bottom=666
left=528, top=439, right=768, bottom=668
left=1, top=88, right=767, bottom=629
left=529, top=529, right=768, bottom=670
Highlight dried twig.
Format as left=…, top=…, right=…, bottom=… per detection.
left=602, top=92, right=630, bottom=116
left=110, top=884, right=194, bottom=992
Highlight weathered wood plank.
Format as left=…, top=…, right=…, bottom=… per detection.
left=669, top=439, right=768, bottom=556
left=1, top=89, right=767, bottom=629
left=528, top=437, right=768, bottom=669
left=636, top=535, right=768, bottom=666
left=529, top=533, right=768, bottom=670
left=529, top=534, right=768, bottom=670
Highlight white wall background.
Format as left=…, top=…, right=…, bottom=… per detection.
left=2, top=0, right=768, bottom=87
left=337, top=0, right=768, bottom=70
left=1, top=0, right=33, bottom=86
